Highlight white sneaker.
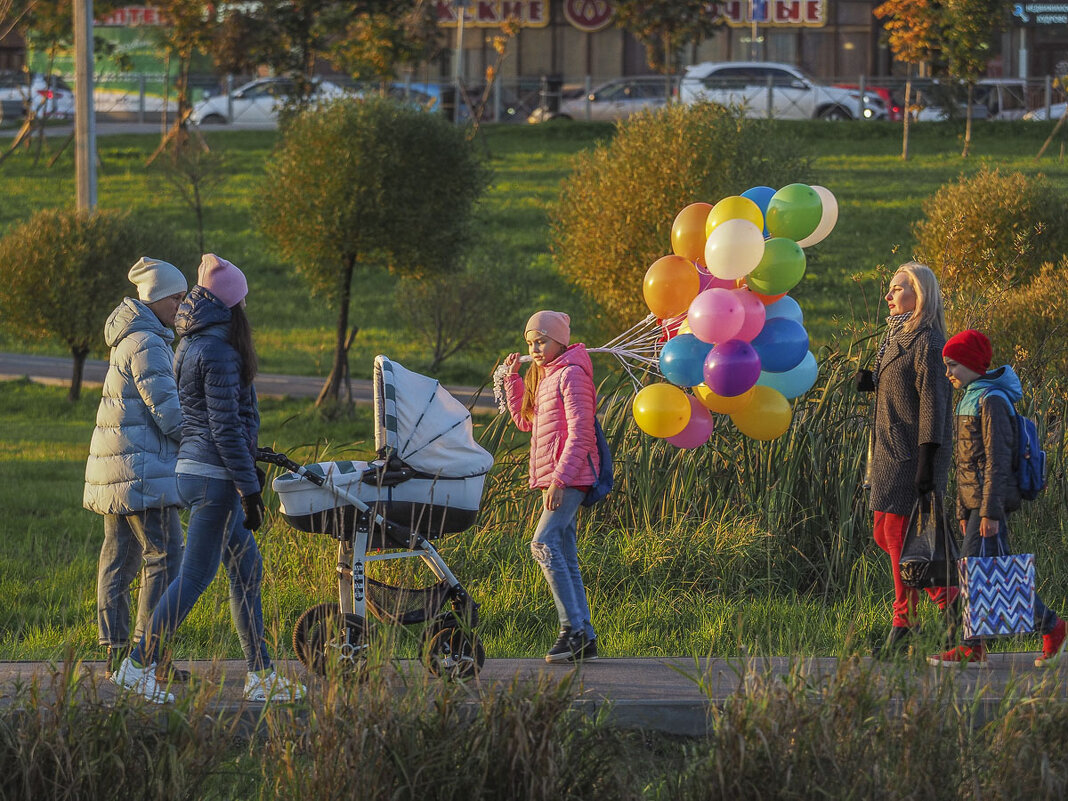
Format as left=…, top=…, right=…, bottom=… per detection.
left=244, top=669, right=305, bottom=702
left=111, top=656, right=175, bottom=704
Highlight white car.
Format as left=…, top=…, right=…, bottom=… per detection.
left=528, top=76, right=675, bottom=123
left=1023, top=102, right=1068, bottom=121
left=190, top=76, right=347, bottom=126
left=913, top=79, right=1030, bottom=121
left=0, top=72, right=75, bottom=123
left=678, top=61, right=886, bottom=120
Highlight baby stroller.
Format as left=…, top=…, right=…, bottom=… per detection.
left=258, top=355, right=494, bottom=680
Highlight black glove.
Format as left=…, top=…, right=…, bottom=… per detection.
left=914, top=442, right=939, bottom=496
left=255, top=467, right=267, bottom=491
left=241, top=492, right=266, bottom=532
left=853, top=368, right=876, bottom=392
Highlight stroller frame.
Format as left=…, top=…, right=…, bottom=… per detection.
left=257, top=447, right=484, bottom=679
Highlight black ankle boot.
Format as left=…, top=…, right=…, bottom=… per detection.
left=872, top=625, right=914, bottom=659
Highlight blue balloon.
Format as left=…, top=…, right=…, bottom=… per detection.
left=741, top=185, right=776, bottom=237
left=757, top=351, right=818, bottom=399
left=751, top=317, right=809, bottom=373
left=764, top=295, right=804, bottom=325
left=659, top=334, right=713, bottom=387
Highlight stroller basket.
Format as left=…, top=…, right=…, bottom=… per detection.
left=366, top=577, right=454, bottom=625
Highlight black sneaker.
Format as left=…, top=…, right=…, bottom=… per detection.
left=545, top=627, right=573, bottom=663
left=569, top=632, right=598, bottom=663
left=872, top=625, right=914, bottom=659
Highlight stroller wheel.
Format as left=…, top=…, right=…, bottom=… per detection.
left=293, top=602, right=367, bottom=677
left=422, top=623, right=485, bottom=681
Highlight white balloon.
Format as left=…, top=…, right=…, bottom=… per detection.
left=796, top=185, right=838, bottom=248
left=703, top=218, right=765, bottom=281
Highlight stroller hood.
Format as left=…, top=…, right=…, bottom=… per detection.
left=374, top=355, right=494, bottom=479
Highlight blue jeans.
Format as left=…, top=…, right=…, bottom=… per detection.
left=97, top=507, right=184, bottom=647
left=961, top=508, right=1059, bottom=645
left=132, top=475, right=270, bottom=672
left=530, top=488, right=595, bottom=639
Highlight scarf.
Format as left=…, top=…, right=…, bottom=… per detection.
left=873, top=311, right=913, bottom=385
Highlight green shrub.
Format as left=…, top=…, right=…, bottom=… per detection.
left=913, top=166, right=1068, bottom=294
left=549, top=103, right=811, bottom=330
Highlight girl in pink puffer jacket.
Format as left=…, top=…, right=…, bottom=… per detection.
left=503, top=310, right=600, bottom=664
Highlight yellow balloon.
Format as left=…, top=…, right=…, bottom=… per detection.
left=677, top=318, right=692, bottom=336
left=671, top=202, right=714, bottom=263
left=633, top=383, right=692, bottom=438
left=643, top=255, right=700, bottom=319
left=693, top=383, right=755, bottom=414
left=729, top=385, right=792, bottom=441
left=705, top=196, right=764, bottom=239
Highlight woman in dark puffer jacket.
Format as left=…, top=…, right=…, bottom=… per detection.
left=113, top=254, right=304, bottom=704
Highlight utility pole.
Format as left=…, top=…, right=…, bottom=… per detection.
left=453, top=0, right=467, bottom=123
left=73, top=0, right=97, bottom=211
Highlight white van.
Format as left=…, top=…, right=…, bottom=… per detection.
left=678, top=61, right=886, bottom=120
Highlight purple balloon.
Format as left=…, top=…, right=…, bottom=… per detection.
left=703, top=339, right=762, bottom=398
left=667, top=396, right=715, bottom=449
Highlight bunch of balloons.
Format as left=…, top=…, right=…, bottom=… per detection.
left=633, top=183, right=837, bottom=448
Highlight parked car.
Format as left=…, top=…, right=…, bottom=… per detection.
left=835, top=84, right=902, bottom=120
left=527, top=76, right=676, bottom=123
left=1023, top=101, right=1068, bottom=121
left=912, top=79, right=1030, bottom=121
left=679, top=61, right=886, bottom=120
left=190, top=76, right=348, bottom=125
left=0, top=72, right=74, bottom=123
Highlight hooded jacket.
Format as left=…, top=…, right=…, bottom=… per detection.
left=83, top=297, right=183, bottom=514
left=504, top=343, right=600, bottom=490
left=172, top=286, right=260, bottom=497
left=953, top=364, right=1022, bottom=521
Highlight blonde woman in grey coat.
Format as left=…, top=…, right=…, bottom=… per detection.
left=855, top=262, right=957, bottom=657
left=83, top=258, right=188, bottom=681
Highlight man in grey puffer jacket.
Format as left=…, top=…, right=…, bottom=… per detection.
left=83, top=257, right=188, bottom=679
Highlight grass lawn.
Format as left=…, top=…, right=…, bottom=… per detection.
left=2, top=118, right=1068, bottom=663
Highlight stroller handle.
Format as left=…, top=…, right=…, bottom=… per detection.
left=255, top=447, right=326, bottom=486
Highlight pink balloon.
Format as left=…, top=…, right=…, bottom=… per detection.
left=697, top=266, right=737, bottom=292
left=687, top=287, right=744, bottom=345
left=667, top=396, right=715, bottom=449
left=730, top=287, right=767, bottom=343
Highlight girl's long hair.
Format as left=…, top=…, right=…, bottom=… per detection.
left=521, top=363, right=544, bottom=424
left=229, top=304, right=258, bottom=386
left=897, top=261, right=946, bottom=337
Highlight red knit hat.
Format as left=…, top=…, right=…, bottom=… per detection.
left=943, top=329, right=992, bottom=375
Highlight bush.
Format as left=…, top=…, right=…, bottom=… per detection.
left=913, top=166, right=1068, bottom=294
left=549, top=103, right=811, bottom=330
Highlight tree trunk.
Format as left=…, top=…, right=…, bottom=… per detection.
left=961, top=83, right=973, bottom=158
left=902, top=76, right=912, bottom=161
left=69, top=345, right=88, bottom=402
left=316, top=255, right=356, bottom=407
left=1035, top=102, right=1068, bottom=160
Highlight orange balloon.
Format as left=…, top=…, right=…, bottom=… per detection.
left=643, top=255, right=700, bottom=319
left=671, top=202, right=714, bottom=263
left=751, top=289, right=787, bottom=305
left=693, top=383, right=756, bottom=414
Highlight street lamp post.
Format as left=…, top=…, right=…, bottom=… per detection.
left=453, top=0, right=468, bottom=123
left=73, top=0, right=97, bottom=211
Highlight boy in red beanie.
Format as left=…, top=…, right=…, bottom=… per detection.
left=928, top=329, right=1066, bottom=667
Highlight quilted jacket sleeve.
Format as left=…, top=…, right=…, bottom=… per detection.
left=980, top=394, right=1017, bottom=520
left=504, top=373, right=532, bottom=433
left=549, top=367, right=598, bottom=488
left=201, top=347, right=259, bottom=496
left=130, top=333, right=183, bottom=442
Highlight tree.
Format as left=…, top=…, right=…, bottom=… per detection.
left=940, top=0, right=1011, bottom=157
left=329, top=0, right=439, bottom=82
left=0, top=209, right=193, bottom=400
left=257, top=96, right=489, bottom=406
left=874, top=0, right=940, bottom=160
left=550, top=103, right=809, bottom=329
left=612, top=0, right=721, bottom=92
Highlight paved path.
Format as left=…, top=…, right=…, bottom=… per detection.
left=2, top=653, right=1065, bottom=736
left=0, top=351, right=498, bottom=413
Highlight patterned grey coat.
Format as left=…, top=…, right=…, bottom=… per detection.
left=868, top=324, right=954, bottom=516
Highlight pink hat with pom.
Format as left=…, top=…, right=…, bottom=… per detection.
left=198, top=253, right=247, bottom=308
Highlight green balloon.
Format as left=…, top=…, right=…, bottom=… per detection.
left=747, top=237, right=806, bottom=295
left=765, top=183, right=822, bottom=241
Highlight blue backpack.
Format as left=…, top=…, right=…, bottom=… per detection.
left=985, top=390, right=1047, bottom=501
left=582, top=417, right=614, bottom=507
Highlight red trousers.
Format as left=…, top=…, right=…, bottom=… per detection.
left=873, top=511, right=959, bottom=627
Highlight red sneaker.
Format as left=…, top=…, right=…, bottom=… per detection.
left=927, top=644, right=986, bottom=667
left=1035, top=619, right=1067, bottom=667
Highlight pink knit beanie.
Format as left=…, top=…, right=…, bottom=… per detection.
left=525, top=310, right=570, bottom=346
left=198, top=253, right=247, bottom=308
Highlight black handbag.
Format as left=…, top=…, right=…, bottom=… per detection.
left=898, top=492, right=960, bottom=589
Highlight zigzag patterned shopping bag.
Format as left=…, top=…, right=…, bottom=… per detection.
left=959, top=553, right=1035, bottom=639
